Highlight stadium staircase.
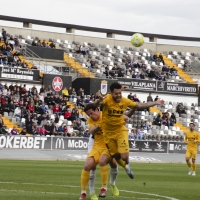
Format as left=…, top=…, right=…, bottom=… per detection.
left=64, top=53, right=95, bottom=78
left=161, top=54, right=196, bottom=84
left=150, top=106, right=190, bottom=134
left=2, top=116, right=22, bottom=132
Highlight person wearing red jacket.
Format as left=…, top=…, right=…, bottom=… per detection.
left=1, top=95, right=6, bottom=105
left=28, top=102, right=35, bottom=113
left=53, top=104, right=61, bottom=115
left=64, top=109, right=72, bottom=120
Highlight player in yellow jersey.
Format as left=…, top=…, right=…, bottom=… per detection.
left=184, top=122, right=200, bottom=176
left=79, top=103, right=131, bottom=200
left=79, top=103, right=118, bottom=200
left=94, top=82, right=164, bottom=179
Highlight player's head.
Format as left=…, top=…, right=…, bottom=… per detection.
left=84, top=103, right=100, bottom=121
left=189, top=122, right=195, bottom=131
left=110, top=82, right=122, bottom=103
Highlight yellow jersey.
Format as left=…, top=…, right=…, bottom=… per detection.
left=184, top=130, right=200, bottom=150
left=101, top=94, right=136, bottom=132
left=87, top=112, right=105, bottom=148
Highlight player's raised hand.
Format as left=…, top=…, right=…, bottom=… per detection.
left=98, top=95, right=104, bottom=102
left=156, top=99, right=164, bottom=105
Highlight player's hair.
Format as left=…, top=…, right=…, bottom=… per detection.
left=84, top=103, right=98, bottom=112
left=110, top=82, right=122, bottom=92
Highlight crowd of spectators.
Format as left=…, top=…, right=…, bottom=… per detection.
left=0, top=83, right=91, bottom=137
left=32, top=39, right=56, bottom=49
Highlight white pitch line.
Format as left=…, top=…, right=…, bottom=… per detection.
left=0, top=181, right=179, bottom=200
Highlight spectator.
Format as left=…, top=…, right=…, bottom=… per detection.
left=83, top=129, right=90, bottom=137
left=39, top=125, right=46, bottom=136
left=143, top=121, right=150, bottom=130
left=1, top=28, right=7, bottom=43
left=128, top=129, right=137, bottom=140
left=44, top=122, right=51, bottom=135
left=13, top=106, right=21, bottom=118
left=50, top=122, right=58, bottom=136
left=127, top=93, right=133, bottom=100
left=49, top=42, right=56, bottom=48
left=0, top=125, right=8, bottom=135
left=53, top=104, right=61, bottom=115
left=137, top=127, right=146, bottom=140
left=84, top=96, right=91, bottom=104
left=169, top=113, right=176, bottom=126
left=154, top=95, right=159, bottom=101
left=28, top=102, right=35, bottom=113
left=19, top=128, right=27, bottom=135
left=153, top=113, right=161, bottom=126
left=40, top=103, right=48, bottom=114
left=58, top=123, right=65, bottom=136
left=32, top=125, right=40, bottom=135
left=62, top=87, right=69, bottom=98
left=10, top=126, right=18, bottom=135
left=147, top=93, right=153, bottom=102
left=9, top=101, right=15, bottom=113
left=133, top=94, right=140, bottom=102
left=176, top=103, right=186, bottom=116
left=140, top=72, right=145, bottom=79
left=26, top=115, right=32, bottom=134
left=73, top=120, right=84, bottom=137
left=64, top=125, right=71, bottom=137
left=64, top=109, right=72, bottom=120
left=76, top=96, right=84, bottom=108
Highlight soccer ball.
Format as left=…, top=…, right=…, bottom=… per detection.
left=130, top=33, right=144, bottom=47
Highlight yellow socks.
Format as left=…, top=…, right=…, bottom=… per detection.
left=186, top=160, right=191, bottom=168
left=116, top=159, right=126, bottom=168
left=81, top=169, right=90, bottom=191
left=192, top=162, right=196, bottom=172
left=100, top=165, right=108, bottom=188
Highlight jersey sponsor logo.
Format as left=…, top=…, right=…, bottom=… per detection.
left=52, top=77, right=63, bottom=91
left=68, top=139, right=88, bottom=149
left=100, top=80, right=107, bottom=95
left=108, top=109, right=123, bottom=115
left=119, top=105, right=124, bottom=109
left=55, top=138, right=65, bottom=149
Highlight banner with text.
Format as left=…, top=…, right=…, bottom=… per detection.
left=118, top=78, right=157, bottom=92
left=117, top=78, right=198, bottom=95
left=0, top=136, right=51, bottom=149
left=0, top=67, right=40, bottom=81
left=169, top=142, right=200, bottom=154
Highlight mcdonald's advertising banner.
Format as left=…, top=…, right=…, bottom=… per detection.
left=52, top=137, right=88, bottom=150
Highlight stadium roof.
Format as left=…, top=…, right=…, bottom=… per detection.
left=0, top=15, right=200, bottom=42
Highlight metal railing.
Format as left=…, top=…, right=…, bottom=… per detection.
left=22, top=45, right=47, bottom=73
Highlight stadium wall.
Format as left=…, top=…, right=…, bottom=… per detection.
left=1, top=25, right=200, bottom=53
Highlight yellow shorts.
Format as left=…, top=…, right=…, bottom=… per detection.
left=103, top=130, right=129, bottom=156
left=185, top=149, right=197, bottom=159
left=87, top=146, right=110, bottom=164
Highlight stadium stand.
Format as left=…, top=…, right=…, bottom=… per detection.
left=0, top=26, right=199, bottom=141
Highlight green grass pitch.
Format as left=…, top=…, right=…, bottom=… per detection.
left=0, top=160, right=199, bottom=200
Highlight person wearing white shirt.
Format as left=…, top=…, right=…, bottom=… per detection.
left=14, top=106, right=21, bottom=118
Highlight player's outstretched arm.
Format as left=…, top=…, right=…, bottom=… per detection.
left=135, top=99, right=164, bottom=110
left=93, top=96, right=104, bottom=107
left=89, top=125, right=100, bottom=135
